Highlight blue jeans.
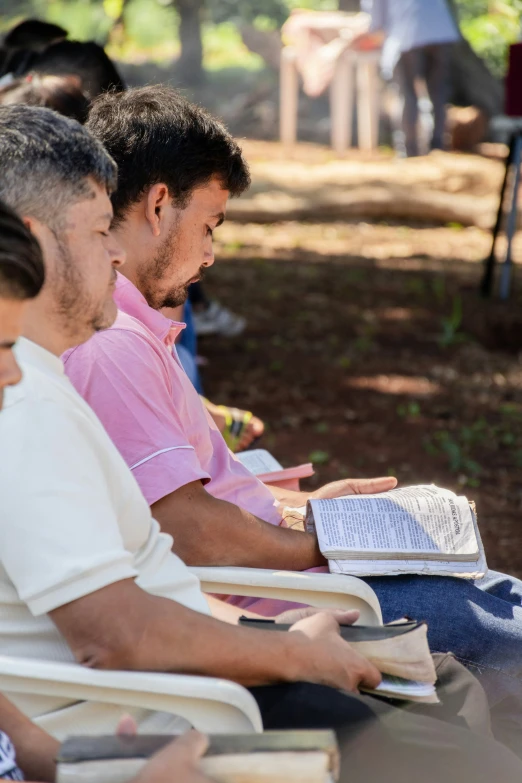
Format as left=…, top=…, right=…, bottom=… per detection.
left=365, top=571, right=522, bottom=754
left=176, top=301, right=203, bottom=394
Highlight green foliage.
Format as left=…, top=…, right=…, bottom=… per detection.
left=438, top=295, right=466, bottom=348
left=461, top=12, right=519, bottom=77
left=284, top=0, right=338, bottom=9
left=314, top=421, right=330, bottom=433
left=206, top=0, right=338, bottom=30
left=455, top=0, right=522, bottom=77
left=203, top=21, right=264, bottom=70
left=397, top=401, right=421, bottom=419
left=37, top=0, right=113, bottom=42
left=424, top=429, right=482, bottom=482
left=430, top=276, right=446, bottom=305
left=123, top=0, right=178, bottom=50
left=206, top=0, right=288, bottom=27
left=308, top=449, right=331, bottom=465
left=423, top=410, right=522, bottom=485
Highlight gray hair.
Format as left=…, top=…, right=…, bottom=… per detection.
left=0, top=104, right=117, bottom=228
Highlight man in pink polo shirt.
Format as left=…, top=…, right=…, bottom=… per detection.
left=63, top=86, right=395, bottom=604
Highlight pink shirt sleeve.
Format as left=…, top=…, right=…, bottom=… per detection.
left=64, top=328, right=210, bottom=505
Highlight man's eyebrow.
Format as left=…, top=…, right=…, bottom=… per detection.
left=0, top=341, right=16, bottom=350
left=94, top=213, right=113, bottom=225
left=212, top=212, right=225, bottom=227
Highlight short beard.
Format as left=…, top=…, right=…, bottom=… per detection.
left=138, top=223, right=205, bottom=310
left=50, top=233, right=112, bottom=338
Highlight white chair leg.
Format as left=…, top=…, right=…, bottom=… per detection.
left=356, top=53, right=380, bottom=151
left=369, top=57, right=380, bottom=150
left=330, top=50, right=354, bottom=156
left=280, top=46, right=298, bottom=149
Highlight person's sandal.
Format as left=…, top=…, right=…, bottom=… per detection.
left=216, top=405, right=260, bottom=452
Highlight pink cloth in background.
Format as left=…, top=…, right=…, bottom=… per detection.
left=282, top=9, right=371, bottom=97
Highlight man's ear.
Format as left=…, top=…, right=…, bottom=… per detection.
left=22, top=216, right=36, bottom=233
left=21, top=216, right=50, bottom=260
left=144, top=183, right=171, bottom=238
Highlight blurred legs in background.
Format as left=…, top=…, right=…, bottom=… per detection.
left=393, top=43, right=451, bottom=157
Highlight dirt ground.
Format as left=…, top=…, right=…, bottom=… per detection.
left=197, top=144, right=522, bottom=578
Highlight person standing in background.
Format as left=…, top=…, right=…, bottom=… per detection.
left=359, top=0, right=460, bottom=156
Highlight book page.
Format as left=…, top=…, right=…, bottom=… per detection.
left=329, top=555, right=487, bottom=579
left=364, top=676, right=438, bottom=703
left=308, top=485, right=479, bottom=560
left=329, top=507, right=487, bottom=578
left=235, top=449, right=283, bottom=475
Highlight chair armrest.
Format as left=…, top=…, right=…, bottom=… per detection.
left=0, top=656, right=262, bottom=734
left=191, top=567, right=382, bottom=625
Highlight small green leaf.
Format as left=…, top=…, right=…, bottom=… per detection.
left=308, top=450, right=331, bottom=465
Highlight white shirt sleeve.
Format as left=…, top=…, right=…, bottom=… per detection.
left=0, top=398, right=138, bottom=616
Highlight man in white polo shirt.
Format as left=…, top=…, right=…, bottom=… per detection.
left=0, top=198, right=216, bottom=783
left=2, top=105, right=522, bottom=781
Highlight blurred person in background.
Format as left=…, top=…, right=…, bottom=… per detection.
left=0, top=73, right=89, bottom=124
left=358, top=0, right=459, bottom=157
left=189, top=280, right=247, bottom=338
left=0, top=18, right=125, bottom=99
left=0, top=19, right=66, bottom=84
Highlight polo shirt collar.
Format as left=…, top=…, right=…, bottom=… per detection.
left=15, top=337, right=65, bottom=377
left=113, top=272, right=185, bottom=348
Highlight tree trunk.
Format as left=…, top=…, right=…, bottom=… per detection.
left=450, top=39, right=504, bottom=117
left=446, top=0, right=503, bottom=116
left=106, top=0, right=131, bottom=49
left=240, top=24, right=282, bottom=71
left=175, top=0, right=204, bottom=85
left=338, top=0, right=361, bottom=10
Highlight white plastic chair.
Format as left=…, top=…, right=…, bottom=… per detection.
left=0, top=655, right=262, bottom=734
left=0, top=571, right=381, bottom=737
left=191, top=566, right=382, bottom=626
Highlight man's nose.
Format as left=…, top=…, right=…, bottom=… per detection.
left=203, top=248, right=215, bottom=268
left=110, top=235, right=126, bottom=268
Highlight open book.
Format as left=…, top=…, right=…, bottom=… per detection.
left=236, top=449, right=314, bottom=490
left=57, top=731, right=339, bottom=783
left=239, top=617, right=438, bottom=704
left=306, top=485, right=487, bottom=579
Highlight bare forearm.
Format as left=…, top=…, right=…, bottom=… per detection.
left=52, top=582, right=303, bottom=688
left=151, top=484, right=324, bottom=570
left=137, top=598, right=299, bottom=685
left=0, top=694, right=58, bottom=782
